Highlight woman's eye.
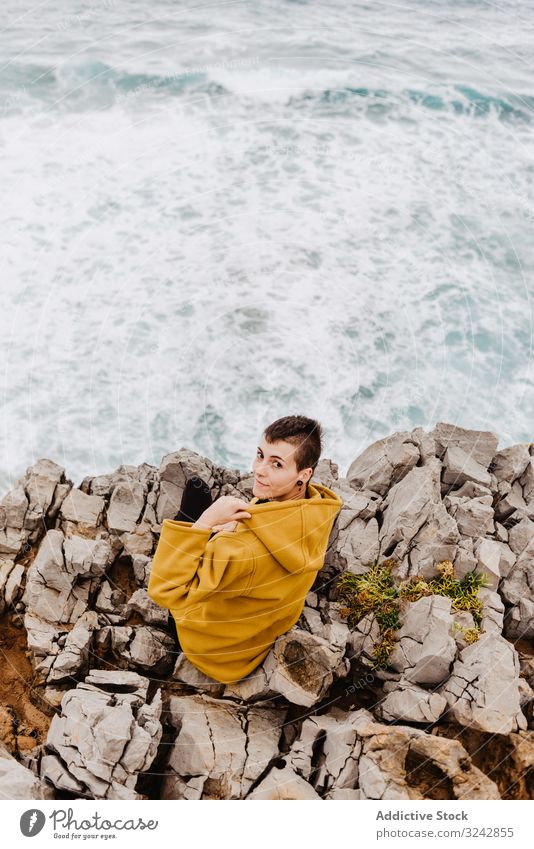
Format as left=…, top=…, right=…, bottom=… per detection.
left=257, top=451, right=281, bottom=469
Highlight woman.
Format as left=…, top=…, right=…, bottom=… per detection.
left=147, top=414, right=343, bottom=684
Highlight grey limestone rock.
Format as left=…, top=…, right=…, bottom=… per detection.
left=404, top=500, right=460, bottom=579
left=162, top=693, right=286, bottom=799
left=0, top=558, right=24, bottom=614
left=504, top=599, right=534, bottom=641
left=500, top=533, right=534, bottom=607
left=1, top=425, right=532, bottom=801
left=41, top=669, right=162, bottom=800
left=223, top=624, right=350, bottom=707
left=431, top=422, right=499, bottom=469
left=439, top=633, right=527, bottom=734
left=124, top=587, right=169, bottom=628
left=507, top=517, right=534, bottom=555
left=246, top=764, right=322, bottom=799
left=0, top=742, right=55, bottom=800
left=478, top=588, right=505, bottom=634
left=444, top=494, right=495, bottom=538
left=337, top=515, right=380, bottom=575
left=442, top=444, right=492, bottom=488
left=260, top=626, right=349, bottom=707
left=106, top=481, right=146, bottom=534
left=59, top=488, right=105, bottom=528
left=491, top=444, right=531, bottom=484
left=99, top=624, right=175, bottom=675
left=388, top=595, right=457, bottom=685
left=46, top=610, right=101, bottom=684
left=520, top=455, right=534, bottom=507
left=379, top=460, right=442, bottom=563
left=171, top=652, right=226, bottom=697
left=346, top=612, right=383, bottom=669
left=473, top=537, right=502, bottom=590
left=22, top=529, right=113, bottom=625
left=375, top=680, right=447, bottom=724
left=346, top=430, right=420, bottom=497
left=284, top=707, right=499, bottom=800
left=0, top=458, right=70, bottom=558
left=494, top=480, right=532, bottom=523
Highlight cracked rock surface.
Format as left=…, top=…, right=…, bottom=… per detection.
left=0, top=740, right=55, bottom=799
left=439, top=633, right=527, bottom=734
left=262, top=708, right=500, bottom=800
left=388, top=595, right=457, bottom=685
left=0, top=426, right=532, bottom=800
left=162, top=693, right=287, bottom=799
left=40, top=670, right=162, bottom=799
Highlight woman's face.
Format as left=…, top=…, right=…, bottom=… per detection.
left=252, top=437, right=310, bottom=500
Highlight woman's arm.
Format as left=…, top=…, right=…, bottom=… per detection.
left=147, top=519, right=253, bottom=612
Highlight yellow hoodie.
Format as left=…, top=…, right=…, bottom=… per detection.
left=146, top=481, right=343, bottom=684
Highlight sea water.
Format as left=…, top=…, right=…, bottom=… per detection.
left=1, top=0, right=533, bottom=494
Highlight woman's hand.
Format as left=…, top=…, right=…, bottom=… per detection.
left=211, top=520, right=238, bottom=533
left=192, top=496, right=252, bottom=530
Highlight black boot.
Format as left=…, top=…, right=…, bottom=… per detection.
left=174, top=475, right=213, bottom=522
left=166, top=611, right=182, bottom=653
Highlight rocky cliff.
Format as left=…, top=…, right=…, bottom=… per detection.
left=0, top=421, right=533, bottom=800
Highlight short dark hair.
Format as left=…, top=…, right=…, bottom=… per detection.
left=263, top=415, right=323, bottom=475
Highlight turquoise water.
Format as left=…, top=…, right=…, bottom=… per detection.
left=1, top=0, right=533, bottom=494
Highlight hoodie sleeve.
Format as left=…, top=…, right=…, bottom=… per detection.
left=147, top=519, right=254, bottom=611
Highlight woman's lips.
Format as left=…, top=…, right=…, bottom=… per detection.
left=255, top=479, right=268, bottom=487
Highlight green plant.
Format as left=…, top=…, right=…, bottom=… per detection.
left=336, top=557, right=488, bottom=670
left=337, top=557, right=401, bottom=670
left=398, top=560, right=487, bottom=627
left=451, top=621, right=481, bottom=645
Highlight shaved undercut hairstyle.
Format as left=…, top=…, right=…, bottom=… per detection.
left=263, top=415, right=323, bottom=475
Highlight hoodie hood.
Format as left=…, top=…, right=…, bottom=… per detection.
left=240, top=481, right=343, bottom=574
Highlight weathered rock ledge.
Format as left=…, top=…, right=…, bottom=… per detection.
left=0, top=422, right=532, bottom=800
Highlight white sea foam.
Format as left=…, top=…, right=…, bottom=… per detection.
left=0, top=0, right=533, bottom=493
